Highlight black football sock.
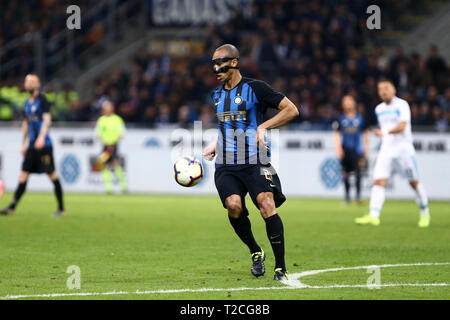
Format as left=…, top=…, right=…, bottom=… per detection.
left=264, top=213, right=286, bottom=271
left=228, top=208, right=261, bottom=254
left=9, top=181, right=27, bottom=210
left=344, top=176, right=350, bottom=202
left=52, top=179, right=64, bottom=211
left=356, top=171, right=361, bottom=201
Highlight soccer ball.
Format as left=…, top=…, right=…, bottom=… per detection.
left=173, top=156, right=204, bottom=187
left=0, top=180, right=4, bottom=198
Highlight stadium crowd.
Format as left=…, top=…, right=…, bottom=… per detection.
left=1, top=0, right=449, bottom=131
left=1, top=0, right=101, bottom=78
left=0, top=0, right=139, bottom=82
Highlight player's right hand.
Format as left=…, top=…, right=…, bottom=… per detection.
left=203, top=144, right=216, bottom=161
left=21, top=144, right=27, bottom=157
left=105, top=145, right=115, bottom=153
left=337, top=147, right=344, bottom=160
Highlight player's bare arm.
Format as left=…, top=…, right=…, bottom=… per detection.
left=34, top=113, right=51, bottom=150
left=256, top=97, right=299, bottom=148
left=21, top=120, right=29, bottom=157
left=333, top=130, right=344, bottom=159
left=362, top=129, right=369, bottom=158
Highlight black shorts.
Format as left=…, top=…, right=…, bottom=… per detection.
left=22, top=147, right=55, bottom=174
left=214, top=163, right=286, bottom=209
left=341, top=150, right=362, bottom=173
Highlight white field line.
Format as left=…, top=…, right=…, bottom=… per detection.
left=1, top=262, right=450, bottom=299
left=283, top=262, right=450, bottom=288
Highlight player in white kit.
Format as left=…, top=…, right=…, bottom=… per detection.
left=355, top=80, right=430, bottom=227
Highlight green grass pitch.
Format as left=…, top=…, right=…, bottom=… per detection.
left=0, top=192, right=449, bottom=300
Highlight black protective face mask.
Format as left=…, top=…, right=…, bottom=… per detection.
left=212, top=57, right=239, bottom=74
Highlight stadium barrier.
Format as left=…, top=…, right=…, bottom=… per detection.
left=0, top=128, right=449, bottom=200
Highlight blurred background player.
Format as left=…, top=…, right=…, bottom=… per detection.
left=203, top=44, right=299, bottom=281
left=95, top=100, right=127, bottom=194
left=333, top=95, right=369, bottom=205
left=0, top=74, right=65, bottom=217
left=355, top=80, right=430, bottom=227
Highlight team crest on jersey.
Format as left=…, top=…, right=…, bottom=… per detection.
left=234, top=96, right=242, bottom=105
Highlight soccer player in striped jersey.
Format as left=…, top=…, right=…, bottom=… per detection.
left=333, top=95, right=369, bottom=205
left=0, top=74, right=65, bottom=217
left=203, top=44, right=299, bottom=281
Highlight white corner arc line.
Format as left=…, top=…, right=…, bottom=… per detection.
left=1, top=262, right=450, bottom=299
left=282, top=262, right=450, bottom=288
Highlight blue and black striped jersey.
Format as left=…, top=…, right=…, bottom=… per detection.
left=212, top=77, right=284, bottom=167
left=335, top=113, right=366, bottom=155
left=24, top=93, right=52, bottom=148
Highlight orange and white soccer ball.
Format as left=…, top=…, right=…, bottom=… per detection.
left=173, top=156, right=204, bottom=187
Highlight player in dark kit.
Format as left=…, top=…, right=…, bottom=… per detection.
left=203, top=44, right=299, bottom=281
left=0, top=74, right=65, bottom=217
left=333, top=95, right=369, bottom=204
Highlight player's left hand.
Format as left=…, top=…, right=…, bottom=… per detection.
left=34, top=136, right=45, bottom=150
left=256, top=126, right=268, bottom=150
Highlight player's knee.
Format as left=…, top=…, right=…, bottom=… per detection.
left=18, top=171, right=29, bottom=183
left=409, top=180, right=419, bottom=189
left=225, top=196, right=243, bottom=218
left=48, top=171, right=58, bottom=181
left=257, top=193, right=276, bottom=218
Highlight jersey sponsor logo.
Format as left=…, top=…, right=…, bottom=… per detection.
left=320, top=158, right=341, bottom=189
left=376, top=109, right=400, bottom=118
left=343, top=127, right=359, bottom=134
left=216, top=110, right=246, bottom=122
left=27, top=114, right=41, bottom=122
left=60, top=154, right=80, bottom=184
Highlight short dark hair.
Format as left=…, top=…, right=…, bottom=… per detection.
left=214, top=44, right=239, bottom=58
left=377, top=78, right=394, bottom=86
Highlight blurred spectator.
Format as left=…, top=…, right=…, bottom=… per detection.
left=426, top=45, right=448, bottom=90
left=1, top=0, right=449, bottom=132
left=439, top=88, right=450, bottom=111
left=52, top=84, right=80, bottom=121
left=155, top=103, right=175, bottom=129
left=434, top=109, right=449, bottom=133
left=199, top=103, right=216, bottom=129
left=417, top=102, right=433, bottom=126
